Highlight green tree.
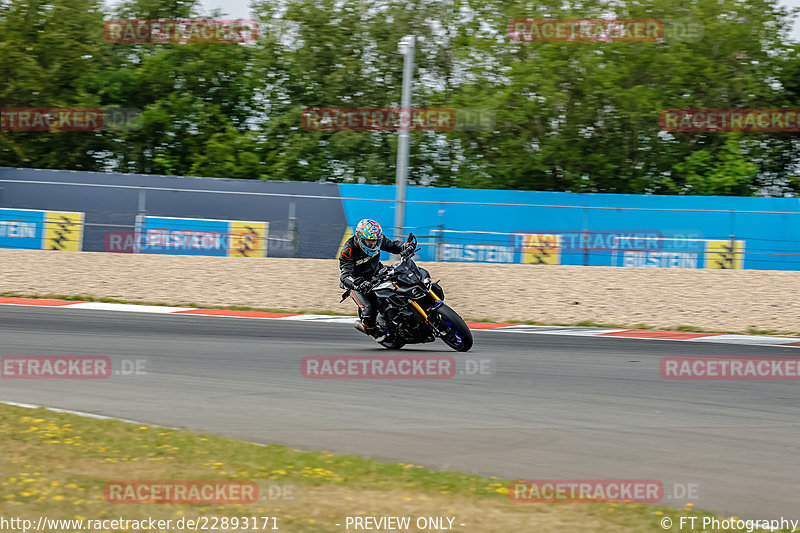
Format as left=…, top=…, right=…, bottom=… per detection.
left=0, top=0, right=111, bottom=169
left=2, top=0, right=799, bottom=195
left=673, top=134, right=758, bottom=195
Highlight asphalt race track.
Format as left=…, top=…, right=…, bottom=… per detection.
left=1, top=305, right=798, bottom=519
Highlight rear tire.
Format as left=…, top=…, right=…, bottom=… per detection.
left=434, top=304, right=473, bottom=352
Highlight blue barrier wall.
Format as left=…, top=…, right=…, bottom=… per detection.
left=339, top=184, right=800, bottom=270
left=2, top=166, right=799, bottom=270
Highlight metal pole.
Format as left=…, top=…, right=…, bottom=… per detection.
left=134, top=187, right=147, bottom=253
left=582, top=207, right=589, bottom=266
left=137, top=187, right=146, bottom=215
left=288, top=196, right=298, bottom=258
left=436, top=208, right=445, bottom=261
left=728, top=210, right=736, bottom=269
left=394, top=35, right=415, bottom=241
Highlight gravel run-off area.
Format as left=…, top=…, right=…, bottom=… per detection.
left=1, top=249, right=798, bottom=334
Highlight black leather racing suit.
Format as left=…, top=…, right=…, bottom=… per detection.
left=339, top=235, right=405, bottom=328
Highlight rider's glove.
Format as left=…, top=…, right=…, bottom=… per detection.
left=402, top=242, right=415, bottom=254
left=356, top=280, right=373, bottom=293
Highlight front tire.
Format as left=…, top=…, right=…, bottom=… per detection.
left=434, top=304, right=473, bottom=352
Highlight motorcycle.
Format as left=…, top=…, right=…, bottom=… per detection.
left=346, top=233, right=473, bottom=352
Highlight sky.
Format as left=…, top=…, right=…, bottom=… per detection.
left=186, top=0, right=800, bottom=42
left=781, top=0, right=800, bottom=41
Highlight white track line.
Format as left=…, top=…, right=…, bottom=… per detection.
left=66, top=302, right=194, bottom=313
left=1, top=299, right=799, bottom=347
left=0, top=401, right=282, bottom=449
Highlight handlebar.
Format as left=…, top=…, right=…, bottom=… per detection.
left=400, top=232, right=419, bottom=260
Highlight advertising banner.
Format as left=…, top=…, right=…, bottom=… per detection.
left=137, top=216, right=269, bottom=257
left=0, top=208, right=84, bottom=251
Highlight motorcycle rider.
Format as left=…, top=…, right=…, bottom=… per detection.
left=340, top=218, right=413, bottom=338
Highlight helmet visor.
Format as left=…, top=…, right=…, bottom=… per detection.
left=362, top=237, right=379, bottom=249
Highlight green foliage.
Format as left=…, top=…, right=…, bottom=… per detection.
left=1, top=0, right=799, bottom=195
left=673, top=134, right=758, bottom=195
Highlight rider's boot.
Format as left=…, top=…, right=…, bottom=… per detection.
left=353, top=318, right=367, bottom=335
left=354, top=319, right=386, bottom=342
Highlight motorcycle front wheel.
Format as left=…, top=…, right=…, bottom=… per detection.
left=433, top=304, right=473, bottom=352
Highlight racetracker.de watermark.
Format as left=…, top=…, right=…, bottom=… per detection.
left=301, top=356, right=495, bottom=379
left=302, top=356, right=455, bottom=379
left=104, top=481, right=258, bottom=504
left=0, top=107, right=142, bottom=131
left=660, top=108, right=800, bottom=132
left=509, top=18, right=703, bottom=42
left=302, top=107, right=453, bottom=131
left=510, top=479, right=664, bottom=503
left=0, top=356, right=147, bottom=379
left=301, top=355, right=497, bottom=379
left=104, top=19, right=258, bottom=43
left=514, top=230, right=671, bottom=251
left=509, top=19, right=663, bottom=42
left=300, top=107, right=495, bottom=132
left=661, top=357, right=800, bottom=380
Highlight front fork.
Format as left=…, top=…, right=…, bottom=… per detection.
left=408, top=289, right=441, bottom=321
left=409, top=290, right=445, bottom=336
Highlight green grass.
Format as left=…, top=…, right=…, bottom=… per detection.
left=670, top=325, right=708, bottom=333
left=1, top=403, right=783, bottom=533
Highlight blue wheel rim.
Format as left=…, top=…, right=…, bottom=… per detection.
left=441, top=318, right=463, bottom=349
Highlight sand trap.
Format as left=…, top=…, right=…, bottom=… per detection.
left=1, top=249, right=797, bottom=334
